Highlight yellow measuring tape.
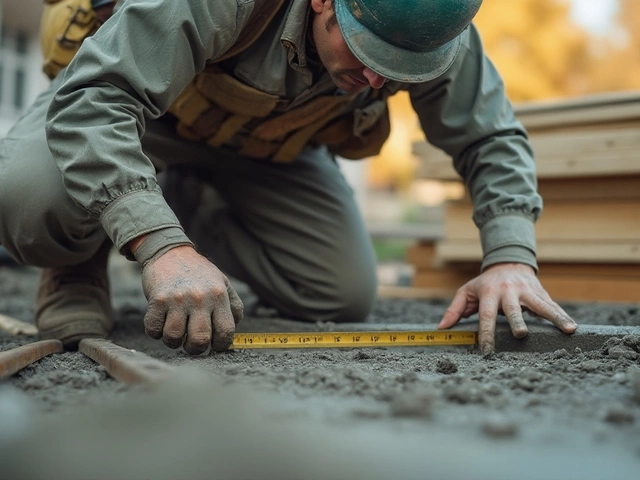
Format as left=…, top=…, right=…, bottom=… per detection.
left=232, top=330, right=477, bottom=349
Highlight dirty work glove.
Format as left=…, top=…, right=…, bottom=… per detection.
left=140, top=245, right=244, bottom=354
left=438, top=263, right=578, bottom=354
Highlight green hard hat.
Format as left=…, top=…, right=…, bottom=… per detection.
left=335, top=0, right=483, bottom=82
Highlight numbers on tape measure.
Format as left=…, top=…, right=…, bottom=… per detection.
left=232, top=330, right=477, bottom=349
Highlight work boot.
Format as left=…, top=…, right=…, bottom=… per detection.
left=35, top=241, right=114, bottom=349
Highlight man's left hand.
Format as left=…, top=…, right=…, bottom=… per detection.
left=438, top=263, right=578, bottom=354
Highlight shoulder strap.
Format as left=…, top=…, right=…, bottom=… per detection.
left=215, top=0, right=288, bottom=63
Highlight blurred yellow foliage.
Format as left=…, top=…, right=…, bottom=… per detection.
left=583, top=0, right=640, bottom=94
left=368, top=0, right=640, bottom=191
left=474, top=0, right=590, bottom=101
left=367, top=93, right=420, bottom=191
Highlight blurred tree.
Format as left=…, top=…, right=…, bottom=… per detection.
left=368, top=0, right=640, bottom=192
left=367, top=92, right=421, bottom=191
left=473, top=0, right=591, bottom=101
left=584, top=0, right=640, bottom=93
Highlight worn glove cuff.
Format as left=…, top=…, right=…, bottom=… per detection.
left=132, top=227, right=194, bottom=267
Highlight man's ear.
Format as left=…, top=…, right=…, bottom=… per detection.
left=310, top=0, right=329, bottom=15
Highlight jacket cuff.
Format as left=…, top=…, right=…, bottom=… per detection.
left=100, top=190, right=185, bottom=255
left=479, top=215, right=538, bottom=272
left=481, top=245, right=538, bottom=272
left=132, top=227, right=194, bottom=266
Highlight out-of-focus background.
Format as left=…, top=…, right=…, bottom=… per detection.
left=1, top=0, right=639, bottom=299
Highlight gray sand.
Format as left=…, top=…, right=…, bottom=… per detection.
left=1, top=258, right=639, bottom=479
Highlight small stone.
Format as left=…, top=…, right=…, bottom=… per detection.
left=604, top=404, right=635, bottom=425
left=481, top=414, right=518, bottom=439
left=435, top=358, right=458, bottom=375
left=613, top=372, right=627, bottom=384
left=519, top=367, right=543, bottom=382
left=351, top=408, right=384, bottom=419
left=389, top=389, right=435, bottom=418
left=395, top=371, right=419, bottom=384
left=609, top=346, right=640, bottom=361
left=444, top=383, right=485, bottom=404
left=552, top=348, right=569, bottom=359
left=574, top=347, right=583, bottom=355
left=622, top=335, right=640, bottom=353
left=353, top=351, right=371, bottom=360
left=484, top=383, right=503, bottom=397
left=592, top=428, right=609, bottom=443
left=526, top=397, right=543, bottom=407
left=580, top=360, right=601, bottom=373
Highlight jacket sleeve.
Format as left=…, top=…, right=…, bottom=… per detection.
left=408, top=24, right=542, bottom=272
left=45, top=0, right=253, bottom=258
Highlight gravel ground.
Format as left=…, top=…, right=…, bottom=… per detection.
left=1, top=257, right=640, bottom=479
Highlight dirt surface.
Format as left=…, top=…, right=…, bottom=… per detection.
left=1, top=257, right=640, bottom=479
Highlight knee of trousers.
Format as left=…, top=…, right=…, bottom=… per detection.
left=285, top=266, right=379, bottom=325
left=325, top=272, right=378, bottom=324
left=0, top=164, right=100, bottom=266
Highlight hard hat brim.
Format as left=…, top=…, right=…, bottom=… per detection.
left=335, top=0, right=462, bottom=83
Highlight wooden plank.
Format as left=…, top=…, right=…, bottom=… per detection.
left=0, top=340, right=64, bottom=380
left=0, top=314, right=38, bottom=336
left=413, top=262, right=640, bottom=278
left=79, top=339, right=177, bottom=385
left=444, top=200, right=640, bottom=242
left=377, top=285, right=453, bottom=299
left=413, top=268, right=640, bottom=303
left=446, top=176, right=640, bottom=203
left=367, top=222, right=443, bottom=240
left=537, top=276, right=640, bottom=303
left=413, top=125, right=640, bottom=181
left=517, top=104, right=640, bottom=130
left=436, top=240, right=640, bottom=264
left=405, top=242, right=438, bottom=268
left=537, top=176, right=640, bottom=201
left=413, top=269, right=476, bottom=290
left=539, top=263, right=640, bottom=277
left=514, top=92, right=640, bottom=129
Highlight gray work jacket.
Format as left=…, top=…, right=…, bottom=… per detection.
left=46, top=0, right=541, bottom=270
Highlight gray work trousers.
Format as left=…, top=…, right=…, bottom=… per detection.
left=0, top=76, right=377, bottom=323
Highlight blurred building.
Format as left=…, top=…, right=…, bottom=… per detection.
left=0, top=0, right=47, bottom=137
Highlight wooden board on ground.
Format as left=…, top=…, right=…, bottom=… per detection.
left=377, top=285, right=454, bottom=300
left=450, top=176, right=640, bottom=203
left=443, top=200, right=640, bottom=242
left=435, top=240, right=640, bottom=264
left=413, top=262, right=640, bottom=278
left=367, top=223, right=443, bottom=240
left=513, top=91, right=640, bottom=129
left=414, top=125, right=640, bottom=181
left=413, top=268, right=640, bottom=303
left=0, top=314, right=38, bottom=336
left=413, top=90, right=640, bottom=182
left=537, top=176, right=640, bottom=201
left=405, top=242, right=438, bottom=269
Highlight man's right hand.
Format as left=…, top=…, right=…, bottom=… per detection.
left=139, top=245, right=244, bottom=354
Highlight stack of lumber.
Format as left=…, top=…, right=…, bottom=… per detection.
left=409, top=91, right=640, bottom=302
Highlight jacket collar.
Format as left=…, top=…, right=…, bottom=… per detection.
left=280, top=0, right=313, bottom=71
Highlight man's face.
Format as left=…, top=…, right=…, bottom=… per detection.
left=310, top=0, right=387, bottom=94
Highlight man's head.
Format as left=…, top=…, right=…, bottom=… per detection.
left=310, top=0, right=483, bottom=92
